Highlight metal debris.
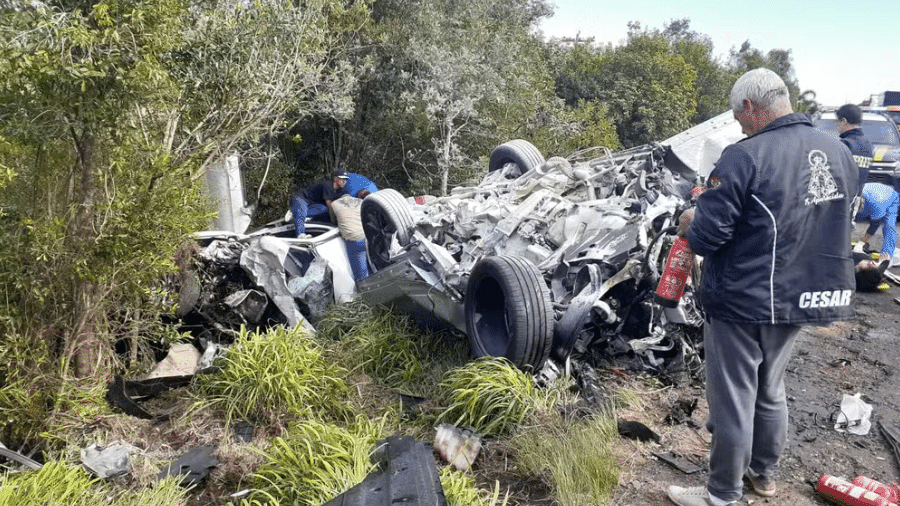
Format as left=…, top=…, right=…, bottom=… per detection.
left=358, top=136, right=714, bottom=380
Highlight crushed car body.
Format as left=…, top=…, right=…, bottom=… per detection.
left=356, top=111, right=745, bottom=381
left=179, top=222, right=358, bottom=337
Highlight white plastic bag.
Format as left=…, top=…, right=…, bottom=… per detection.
left=834, top=393, right=873, bottom=435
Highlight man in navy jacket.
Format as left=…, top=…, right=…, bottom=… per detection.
left=666, top=69, right=857, bottom=506
left=836, top=103, right=874, bottom=194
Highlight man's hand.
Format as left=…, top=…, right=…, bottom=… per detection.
left=677, top=209, right=694, bottom=238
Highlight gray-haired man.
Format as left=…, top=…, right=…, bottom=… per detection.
left=667, top=68, right=858, bottom=506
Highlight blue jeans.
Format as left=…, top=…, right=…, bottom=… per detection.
left=344, top=239, right=369, bottom=281
left=290, top=194, right=328, bottom=235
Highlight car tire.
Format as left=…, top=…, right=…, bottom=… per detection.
left=465, top=255, right=553, bottom=370
left=361, top=189, right=415, bottom=272
left=488, top=139, right=545, bottom=175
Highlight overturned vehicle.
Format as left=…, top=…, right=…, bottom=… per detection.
left=357, top=112, right=744, bottom=381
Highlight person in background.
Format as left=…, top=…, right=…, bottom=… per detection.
left=289, top=169, right=349, bottom=237
left=835, top=103, right=874, bottom=195
left=854, top=251, right=889, bottom=292
left=853, top=181, right=899, bottom=265
left=343, top=171, right=379, bottom=199
left=666, top=68, right=857, bottom=506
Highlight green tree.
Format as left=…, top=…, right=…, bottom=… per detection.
left=0, top=0, right=369, bottom=390
left=0, top=0, right=204, bottom=380
left=595, top=25, right=697, bottom=147
left=657, top=19, right=732, bottom=122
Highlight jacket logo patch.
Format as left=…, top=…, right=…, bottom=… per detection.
left=798, top=290, right=851, bottom=308
left=805, top=150, right=845, bottom=206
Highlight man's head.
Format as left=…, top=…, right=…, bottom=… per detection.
left=333, top=168, right=349, bottom=189
left=730, top=68, right=793, bottom=136
left=836, top=104, right=863, bottom=134
left=855, top=258, right=888, bottom=292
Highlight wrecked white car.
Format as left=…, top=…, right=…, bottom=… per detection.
left=179, top=222, right=357, bottom=334
left=356, top=112, right=744, bottom=380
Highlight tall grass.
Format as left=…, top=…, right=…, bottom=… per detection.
left=0, top=461, right=188, bottom=506
left=513, top=417, right=620, bottom=506
left=440, top=466, right=509, bottom=506
left=319, top=301, right=470, bottom=396
left=196, top=325, right=350, bottom=425
left=248, top=416, right=386, bottom=506
left=438, top=357, right=537, bottom=437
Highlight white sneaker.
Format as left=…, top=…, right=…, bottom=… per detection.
left=666, top=486, right=733, bottom=506
left=296, top=233, right=312, bottom=239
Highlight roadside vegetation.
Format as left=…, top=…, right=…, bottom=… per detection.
left=0, top=302, right=626, bottom=505
left=0, top=0, right=811, bottom=503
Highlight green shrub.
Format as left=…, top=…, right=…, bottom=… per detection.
left=248, top=417, right=386, bottom=506
left=0, top=329, right=55, bottom=447
left=196, top=326, right=350, bottom=424
left=438, top=357, right=537, bottom=436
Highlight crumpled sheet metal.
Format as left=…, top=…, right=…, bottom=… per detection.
left=240, top=236, right=314, bottom=333
left=81, top=441, right=141, bottom=479
left=287, top=256, right=334, bottom=320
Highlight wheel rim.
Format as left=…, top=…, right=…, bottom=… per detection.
left=362, top=206, right=395, bottom=270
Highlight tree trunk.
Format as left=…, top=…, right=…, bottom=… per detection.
left=440, top=121, right=452, bottom=197
left=67, top=125, right=107, bottom=379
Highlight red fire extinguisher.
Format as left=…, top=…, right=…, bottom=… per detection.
left=654, top=187, right=705, bottom=308
left=853, top=476, right=900, bottom=503
left=817, top=475, right=899, bottom=506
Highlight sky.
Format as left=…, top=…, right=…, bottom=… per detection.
left=536, top=0, right=898, bottom=107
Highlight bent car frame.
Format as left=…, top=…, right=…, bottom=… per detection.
left=356, top=113, right=745, bottom=380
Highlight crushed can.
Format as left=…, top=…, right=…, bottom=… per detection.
left=817, top=475, right=898, bottom=506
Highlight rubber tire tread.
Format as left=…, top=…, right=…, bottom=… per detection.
left=465, top=255, right=553, bottom=370
left=488, top=139, right=545, bottom=174
left=361, top=189, right=415, bottom=272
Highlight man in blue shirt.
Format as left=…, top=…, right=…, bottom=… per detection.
left=855, top=181, right=899, bottom=264
left=343, top=171, right=379, bottom=199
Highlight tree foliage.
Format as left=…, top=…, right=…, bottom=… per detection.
left=0, top=0, right=371, bottom=396
left=656, top=19, right=732, bottom=123
left=593, top=26, right=698, bottom=147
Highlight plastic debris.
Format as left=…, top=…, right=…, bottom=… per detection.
left=433, top=424, right=482, bottom=472
left=81, top=441, right=140, bottom=479
left=157, top=446, right=218, bottom=487
left=834, top=393, right=873, bottom=435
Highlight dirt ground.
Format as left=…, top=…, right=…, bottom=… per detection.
left=607, top=223, right=900, bottom=506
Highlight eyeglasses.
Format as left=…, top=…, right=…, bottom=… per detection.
left=835, top=419, right=862, bottom=429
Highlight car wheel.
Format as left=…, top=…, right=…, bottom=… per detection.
left=361, top=189, right=415, bottom=272
left=465, top=255, right=553, bottom=370
left=488, top=139, right=545, bottom=175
